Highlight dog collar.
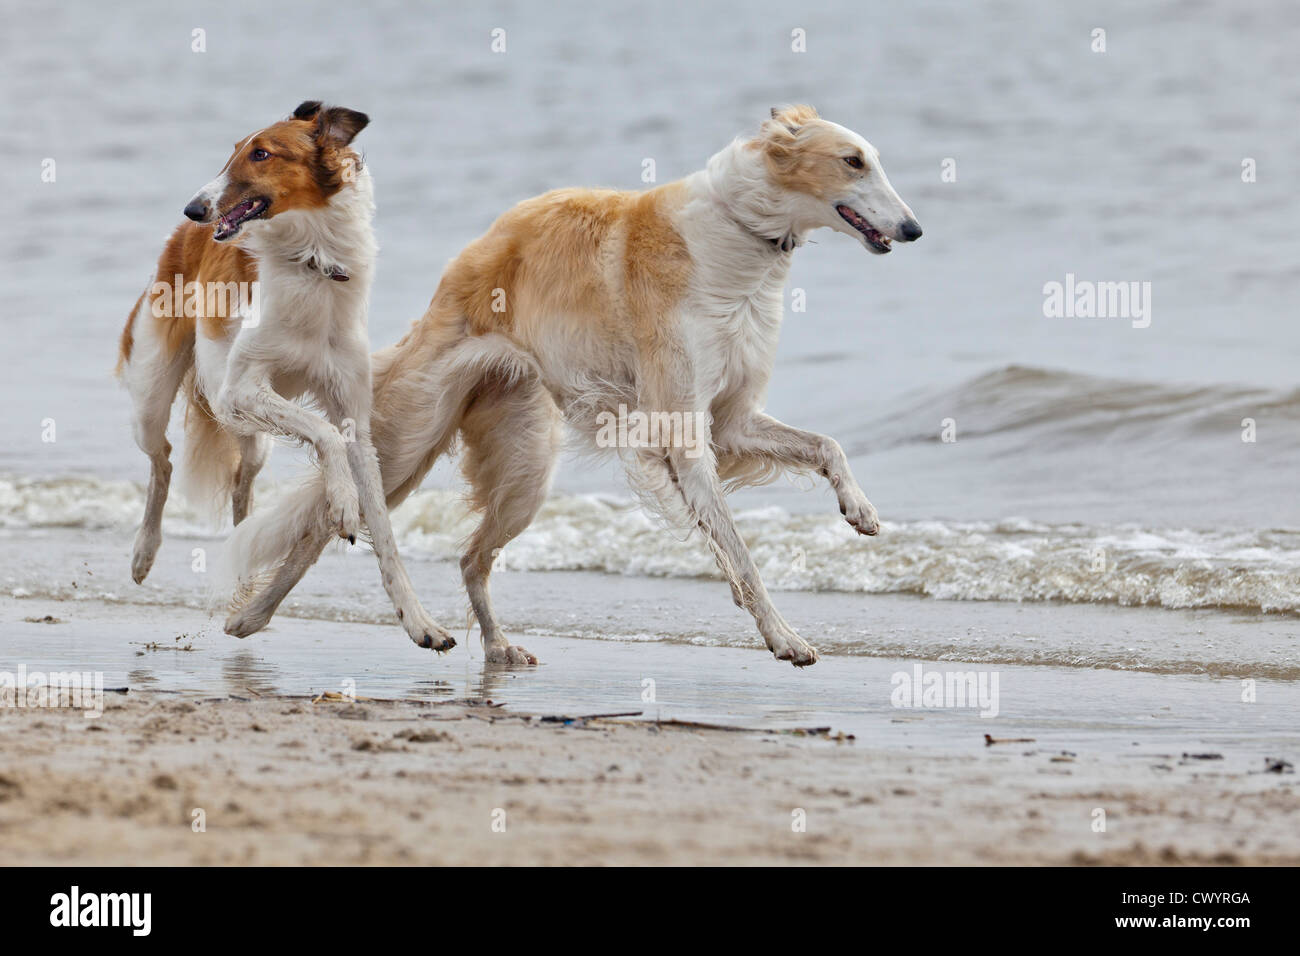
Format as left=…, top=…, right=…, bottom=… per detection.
left=767, top=232, right=796, bottom=253
left=306, top=257, right=349, bottom=281
left=744, top=227, right=796, bottom=254
left=735, top=218, right=795, bottom=254
left=709, top=195, right=796, bottom=254
left=735, top=215, right=794, bottom=253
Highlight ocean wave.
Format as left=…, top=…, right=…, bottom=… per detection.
left=393, top=491, right=1300, bottom=614
left=842, top=364, right=1300, bottom=454
left=8, top=474, right=1297, bottom=615
left=0, top=475, right=215, bottom=537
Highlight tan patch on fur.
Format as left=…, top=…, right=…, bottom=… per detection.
left=431, top=182, right=692, bottom=349
left=139, top=221, right=258, bottom=349
left=115, top=290, right=144, bottom=375
left=757, top=104, right=864, bottom=200
left=622, top=182, right=693, bottom=348
left=362, top=181, right=695, bottom=498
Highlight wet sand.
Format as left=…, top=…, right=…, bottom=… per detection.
left=2, top=595, right=1297, bottom=865
left=11, top=526, right=1300, bottom=679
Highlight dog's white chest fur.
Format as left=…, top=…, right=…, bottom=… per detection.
left=676, top=173, right=792, bottom=415
left=205, top=171, right=377, bottom=400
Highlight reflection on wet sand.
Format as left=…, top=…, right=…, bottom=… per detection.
left=221, top=651, right=281, bottom=699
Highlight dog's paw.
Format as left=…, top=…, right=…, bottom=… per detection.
left=397, top=602, right=455, bottom=652
left=409, top=620, right=456, bottom=653
left=326, top=484, right=361, bottom=543
left=416, top=631, right=457, bottom=652
left=839, top=491, right=880, bottom=536
left=414, top=630, right=456, bottom=652
left=774, top=641, right=819, bottom=668
left=130, top=534, right=159, bottom=584
left=225, top=606, right=271, bottom=639
left=768, top=627, right=819, bottom=668
left=485, top=643, right=539, bottom=667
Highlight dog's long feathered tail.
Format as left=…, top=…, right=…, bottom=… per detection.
left=179, top=370, right=242, bottom=522
left=209, top=474, right=328, bottom=612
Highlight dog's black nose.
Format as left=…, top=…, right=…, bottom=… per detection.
left=899, top=219, right=923, bottom=241
left=183, top=199, right=208, bottom=222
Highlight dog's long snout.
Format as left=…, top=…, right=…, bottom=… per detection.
left=183, top=198, right=209, bottom=222
left=898, top=218, right=922, bottom=242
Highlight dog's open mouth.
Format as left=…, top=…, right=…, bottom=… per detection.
left=836, top=204, right=891, bottom=254
left=212, top=197, right=270, bottom=241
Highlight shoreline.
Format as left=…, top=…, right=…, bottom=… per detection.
left=7, top=527, right=1300, bottom=680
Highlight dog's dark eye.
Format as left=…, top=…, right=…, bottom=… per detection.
left=844, top=155, right=865, bottom=171
left=250, top=148, right=271, bottom=162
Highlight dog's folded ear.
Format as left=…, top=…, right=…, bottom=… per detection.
left=317, top=107, right=369, bottom=147
left=768, top=104, right=819, bottom=135
left=296, top=102, right=370, bottom=147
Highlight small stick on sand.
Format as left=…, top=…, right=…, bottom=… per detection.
left=984, top=733, right=1036, bottom=746
left=541, top=711, right=643, bottom=723
left=654, top=718, right=833, bottom=735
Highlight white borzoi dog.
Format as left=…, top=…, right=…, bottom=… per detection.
left=219, top=105, right=920, bottom=667
left=116, top=101, right=455, bottom=652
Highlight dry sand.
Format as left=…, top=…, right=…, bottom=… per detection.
left=4, top=589, right=1298, bottom=866
left=2, top=689, right=1297, bottom=866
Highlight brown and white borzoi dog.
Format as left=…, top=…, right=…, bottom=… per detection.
left=117, top=101, right=455, bottom=652
left=219, top=105, right=920, bottom=667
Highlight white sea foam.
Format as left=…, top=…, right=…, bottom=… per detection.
left=7, top=475, right=1299, bottom=615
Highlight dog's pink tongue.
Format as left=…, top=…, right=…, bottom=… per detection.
left=223, top=201, right=252, bottom=226
left=836, top=204, right=864, bottom=228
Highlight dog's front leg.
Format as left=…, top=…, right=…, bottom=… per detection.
left=642, top=448, right=818, bottom=667
left=716, top=412, right=879, bottom=536
left=344, top=431, right=456, bottom=652
left=216, top=378, right=359, bottom=542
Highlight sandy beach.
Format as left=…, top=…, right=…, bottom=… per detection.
left=4, top=688, right=1296, bottom=867
left=3, top=593, right=1297, bottom=866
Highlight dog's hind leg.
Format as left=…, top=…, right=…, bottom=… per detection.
left=132, top=439, right=174, bottom=585
left=232, top=433, right=270, bottom=525
left=458, top=380, right=561, bottom=666
left=122, top=309, right=192, bottom=584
